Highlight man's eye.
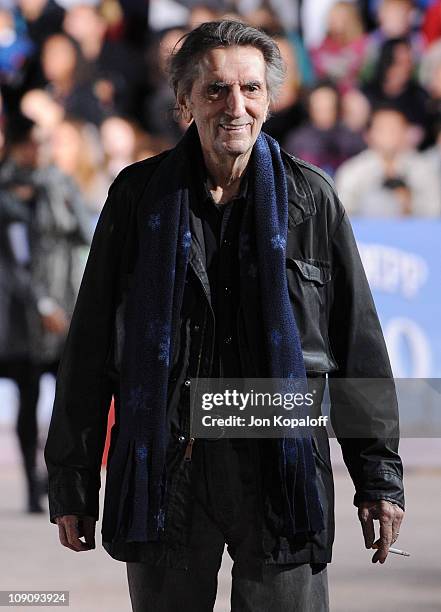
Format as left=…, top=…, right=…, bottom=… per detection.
left=246, top=84, right=259, bottom=93
left=207, top=85, right=223, bottom=97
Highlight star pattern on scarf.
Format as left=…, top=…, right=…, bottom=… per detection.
left=271, top=233, right=286, bottom=250
left=181, top=230, right=192, bottom=250
left=136, top=445, right=148, bottom=463
left=158, top=336, right=170, bottom=365
left=148, top=213, right=161, bottom=231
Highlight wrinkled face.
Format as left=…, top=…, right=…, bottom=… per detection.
left=179, top=46, right=270, bottom=160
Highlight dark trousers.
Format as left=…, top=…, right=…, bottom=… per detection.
left=0, top=359, right=40, bottom=474
left=126, top=439, right=329, bottom=612
left=0, top=358, right=58, bottom=509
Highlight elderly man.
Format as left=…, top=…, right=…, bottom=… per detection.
left=45, top=21, right=405, bottom=612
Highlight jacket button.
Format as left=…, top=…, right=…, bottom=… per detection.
left=193, top=324, right=200, bottom=332
left=178, top=435, right=185, bottom=443
left=184, top=379, right=191, bottom=387
left=224, top=336, right=232, bottom=345
left=224, top=286, right=231, bottom=295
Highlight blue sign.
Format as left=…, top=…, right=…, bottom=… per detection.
left=352, top=220, right=441, bottom=378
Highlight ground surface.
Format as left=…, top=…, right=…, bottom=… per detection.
left=1, top=432, right=440, bottom=611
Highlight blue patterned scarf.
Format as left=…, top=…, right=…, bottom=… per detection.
left=109, top=124, right=324, bottom=542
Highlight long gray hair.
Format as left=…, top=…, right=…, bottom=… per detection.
left=168, top=20, right=286, bottom=105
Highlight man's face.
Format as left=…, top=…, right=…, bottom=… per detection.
left=180, top=46, right=270, bottom=160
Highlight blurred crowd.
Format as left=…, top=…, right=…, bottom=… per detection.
left=1, top=1, right=441, bottom=223
left=2, top=0, right=441, bottom=513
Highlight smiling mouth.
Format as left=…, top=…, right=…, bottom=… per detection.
left=219, top=124, right=250, bottom=132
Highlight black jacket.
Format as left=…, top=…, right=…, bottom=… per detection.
left=44, top=145, right=405, bottom=567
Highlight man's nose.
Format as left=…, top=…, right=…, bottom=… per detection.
left=225, top=85, right=246, bottom=118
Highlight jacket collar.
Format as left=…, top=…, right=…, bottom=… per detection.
left=281, top=149, right=317, bottom=229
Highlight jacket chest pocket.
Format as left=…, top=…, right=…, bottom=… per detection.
left=286, top=258, right=338, bottom=374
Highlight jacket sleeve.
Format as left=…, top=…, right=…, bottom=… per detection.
left=44, top=173, right=131, bottom=524
left=327, top=206, right=405, bottom=511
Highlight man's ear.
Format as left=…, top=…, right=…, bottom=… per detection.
left=177, top=92, right=192, bottom=124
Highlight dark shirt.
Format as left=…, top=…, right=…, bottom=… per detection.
left=190, top=164, right=261, bottom=554
left=192, top=165, right=249, bottom=378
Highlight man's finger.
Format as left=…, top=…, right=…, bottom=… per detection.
left=81, top=518, right=96, bottom=549
left=64, top=518, right=90, bottom=552
left=358, top=506, right=375, bottom=549
left=372, top=510, right=394, bottom=564
left=391, top=505, right=404, bottom=542
left=57, top=521, right=80, bottom=552
left=57, top=522, right=70, bottom=548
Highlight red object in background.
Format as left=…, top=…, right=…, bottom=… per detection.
left=102, top=399, right=115, bottom=467
left=423, top=1, right=441, bottom=46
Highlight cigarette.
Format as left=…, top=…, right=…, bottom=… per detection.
left=372, top=544, right=410, bottom=556
left=388, top=547, right=410, bottom=557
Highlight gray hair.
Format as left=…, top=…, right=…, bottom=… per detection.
left=168, top=20, right=286, bottom=105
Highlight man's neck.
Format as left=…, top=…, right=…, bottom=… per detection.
left=203, top=149, right=251, bottom=205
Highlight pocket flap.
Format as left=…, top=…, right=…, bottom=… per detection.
left=286, top=259, right=331, bottom=285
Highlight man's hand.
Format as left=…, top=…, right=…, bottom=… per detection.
left=55, top=515, right=96, bottom=552
left=358, top=500, right=404, bottom=564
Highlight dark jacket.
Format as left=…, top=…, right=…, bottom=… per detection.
left=0, top=174, right=34, bottom=360
left=44, top=145, right=405, bottom=567
left=0, top=161, right=92, bottom=363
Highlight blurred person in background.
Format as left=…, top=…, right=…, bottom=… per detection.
left=421, top=0, right=441, bottom=45
left=144, top=27, right=188, bottom=143
left=0, top=114, right=43, bottom=513
left=262, top=34, right=307, bottom=146
left=335, top=106, right=441, bottom=215
left=100, top=115, right=140, bottom=181
left=50, top=117, right=108, bottom=219
left=363, top=0, right=423, bottom=75
left=224, top=0, right=299, bottom=34
left=19, top=88, right=64, bottom=162
left=99, top=115, right=170, bottom=182
left=310, top=1, right=369, bottom=93
left=62, top=4, right=148, bottom=123
left=40, top=32, right=109, bottom=125
left=423, top=121, right=441, bottom=186
left=0, top=8, right=34, bottom=88
left=16, top=0, right=64, bottom=52
left=12, top=0, right=65, bottom=98
left=301, top=0, right=343, bottom=48
left=187, top=5, right=222, bottom=30
left=285, top=81, right=365, bottom=177
left=341, top=86, right=372, bottom=133
left=419, top=41, right=441, bottom=145
left=362, top=36, right=430, bottom=144
left=0, top=112, right=93, bottom=512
